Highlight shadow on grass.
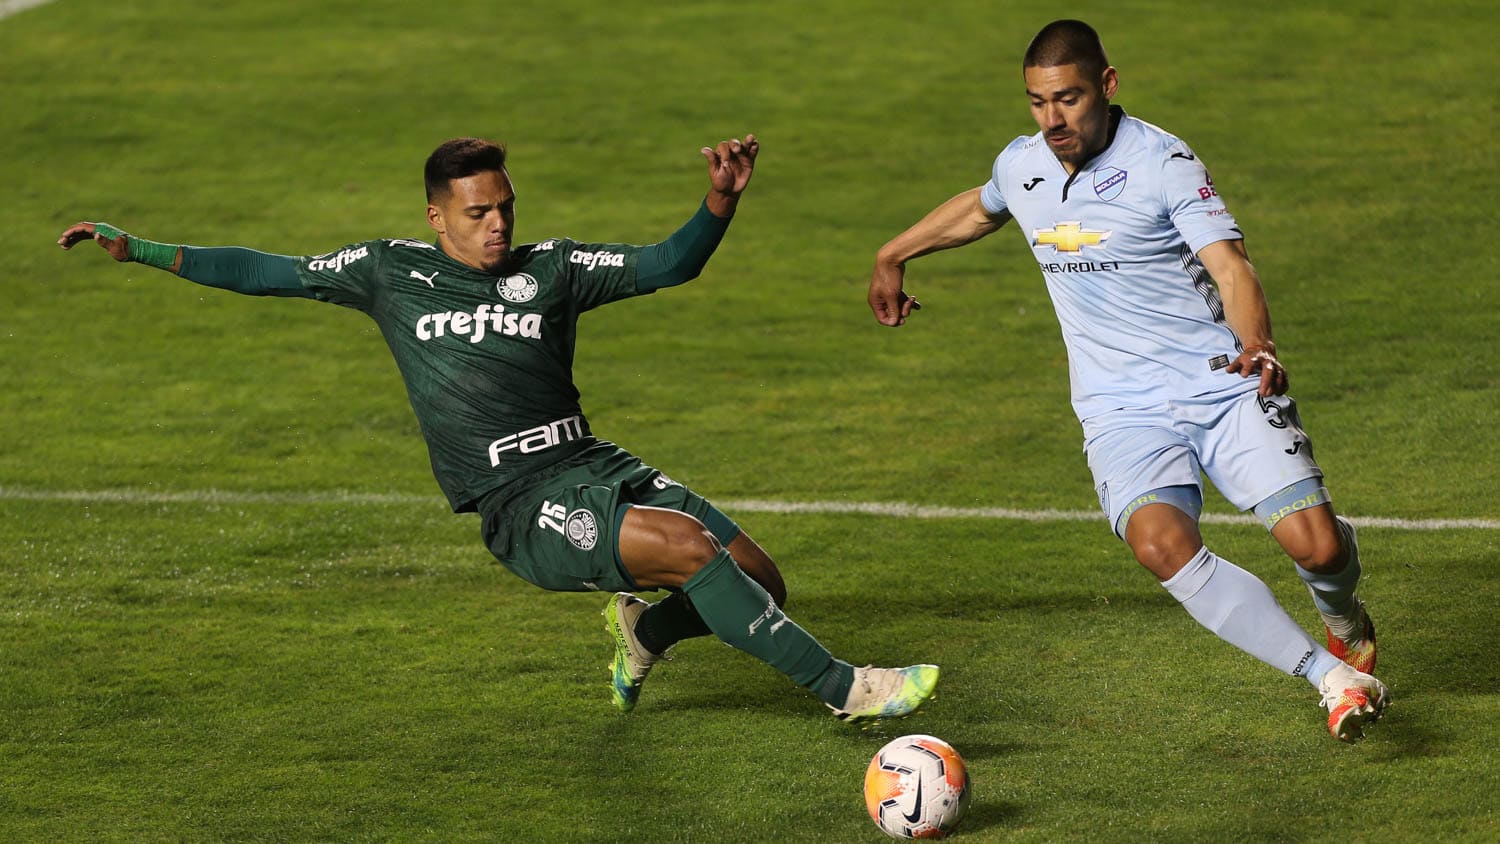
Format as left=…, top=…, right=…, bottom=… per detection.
left=642, top=675, right=802, bottom=715
left=954, top=795, right=1026, bottom=837
left=799, top=586, right=1174, bottom=624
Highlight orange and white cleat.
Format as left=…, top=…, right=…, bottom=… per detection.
left=1319, top=662, right=1389, bottom=742
left=1325, top=599, right=1378, bottom=675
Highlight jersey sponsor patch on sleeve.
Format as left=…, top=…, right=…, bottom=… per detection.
left=307, top=246, right=369, bottom=272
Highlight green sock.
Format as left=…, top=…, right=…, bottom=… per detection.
left=682, top=549, right=852, bottom=704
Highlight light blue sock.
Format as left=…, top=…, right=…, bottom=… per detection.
left=1164, top=546, right=1342, bottom=688
left=1295, top=516, right=1363, bottom=635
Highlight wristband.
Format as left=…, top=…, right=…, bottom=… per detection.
left=127, top=237, right=180, bottom=270
left=93, top=222, right=179, bottom=270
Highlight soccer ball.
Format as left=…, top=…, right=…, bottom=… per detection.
left=864, top=734, right=971, bottom=839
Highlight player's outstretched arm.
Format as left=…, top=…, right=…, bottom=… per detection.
left=59, top=222, right=183, bottom=272
left=1200, top=238, right=1287, bottom=396
left=58, top=221, right=311, bottom=299
left=868, top=188, right=1010, bottom=327
left=634, top=134, right=760, bottom=294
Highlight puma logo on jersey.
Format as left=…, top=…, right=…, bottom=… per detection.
left=415, top=303, right=542, bottom=343
left=410, top=270, right=438, bottom=288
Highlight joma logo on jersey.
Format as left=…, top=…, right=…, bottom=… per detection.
left=308, top=246, right=369, bottom=272
left=1032, top=222, right=1111, bottom=253
left=488, top=415, right=585, bottom=464
left=570, top=249, right=625, bottom=271
left=415, top=303, right=542, bottom=343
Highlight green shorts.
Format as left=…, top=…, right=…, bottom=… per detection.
left=478, top=444, right=741, bottom=593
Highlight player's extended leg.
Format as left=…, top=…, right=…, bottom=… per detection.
left=622, top=531, right=788, bottom=662
left=608, top=505, right=937, bottom=720
left=1265, top=494, right=1377, bottom=673
left=1126, top=499, right=1386, bottom=740
left=1130, top=501, right=1332, bottom=674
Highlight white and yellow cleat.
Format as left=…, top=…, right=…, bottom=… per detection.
left=829, top=664, right=941, bottom=723
left=604, top=592, right=659, bottom=713
left=1319, top=661, right=1390, bottom=742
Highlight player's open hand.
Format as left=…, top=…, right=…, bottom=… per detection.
left=1225, top=344, right=1289, bottom=396
left=702, top=134, right=758, bottom=198
left=867, top=260, right=922, bottom=327
left=57, top=222, right=129, bottom=262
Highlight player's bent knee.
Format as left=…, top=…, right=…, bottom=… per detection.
left=1289, top=530, right=1345, bottom=574
left=1126, top=524, right=1203, bottom=579
left=1123, top=503, right=1203, bottom=580
left=1130, top=538, right=1199, bottom=580
left=649, top=510, right=723, bottom=567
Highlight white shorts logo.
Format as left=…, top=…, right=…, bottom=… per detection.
left=498, top=273, right=539, bottom=303
left=565, top=509, right=599, bottom=551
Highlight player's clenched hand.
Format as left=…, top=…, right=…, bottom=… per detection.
left=57, top=222, right=129, bottom=262
left=701, top=134, right=758, bottom=198
left=868, top=260, right=922, bottom=327
left=1225, top=343, right=1288, bottom=396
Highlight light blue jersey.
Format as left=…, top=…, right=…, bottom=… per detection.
left=980, top=106, right=1250, bottom=421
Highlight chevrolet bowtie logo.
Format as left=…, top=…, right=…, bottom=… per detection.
left=1032, top=222, right=1111, bottom=253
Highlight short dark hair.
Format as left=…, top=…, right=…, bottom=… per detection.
left=1023, top=19, right=1109, bottom=84
left=424, top=137, right=507, bottom=201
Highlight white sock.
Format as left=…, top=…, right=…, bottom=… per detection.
left=1163, top=546, right=1342, bottom=688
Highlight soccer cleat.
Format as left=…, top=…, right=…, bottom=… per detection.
left=828, top=664, right=941, bottom=723
left=603, top=592, right=659, bottom=713
left=1319, top=662, right=1390, bottom=742
left=1324, top=599, right=1378, bottom=675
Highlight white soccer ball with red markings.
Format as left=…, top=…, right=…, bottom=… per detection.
left=864, top=734, right=971, bottom=839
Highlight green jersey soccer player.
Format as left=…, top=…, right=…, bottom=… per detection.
left=59, top=135, right=937, bottom=722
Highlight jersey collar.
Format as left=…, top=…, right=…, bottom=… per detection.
left=1060, top=105, right=1127, bottom=202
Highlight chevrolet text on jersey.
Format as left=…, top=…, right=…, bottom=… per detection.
left=415, top=303, right=543, bottom=343
left=570, top=249, right=625, bottom=271
left=307, top=246, right=369, bottom=272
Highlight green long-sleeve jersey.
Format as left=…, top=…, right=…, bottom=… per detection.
left=296, top=235, right=645, bottom=511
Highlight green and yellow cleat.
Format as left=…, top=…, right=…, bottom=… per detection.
left=603, top=592, right=659, bottom=713
left=829, top=664, right=941, bottom=723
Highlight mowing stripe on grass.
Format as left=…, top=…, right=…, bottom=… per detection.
left=0, top=0, right=57, bottom=20
left=1, top=486, right=1496, bottom=530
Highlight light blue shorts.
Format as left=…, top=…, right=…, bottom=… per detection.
left=1083, top=389, right=1323, bottom=537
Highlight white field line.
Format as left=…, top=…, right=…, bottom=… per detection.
left=1, top=486, right=1496, bottom=531
left=0, top=0, right=57, bottom=19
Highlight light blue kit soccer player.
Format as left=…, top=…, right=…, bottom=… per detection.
left=868, top=20, right=1388, bottom=741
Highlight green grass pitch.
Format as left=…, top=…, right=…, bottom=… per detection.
left=3, top=0, right=1498, bottom=840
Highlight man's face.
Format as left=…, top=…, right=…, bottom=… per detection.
left=427, top=169, right=516, bottom=274
left=1024, top=63, right=1118, bottom=171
